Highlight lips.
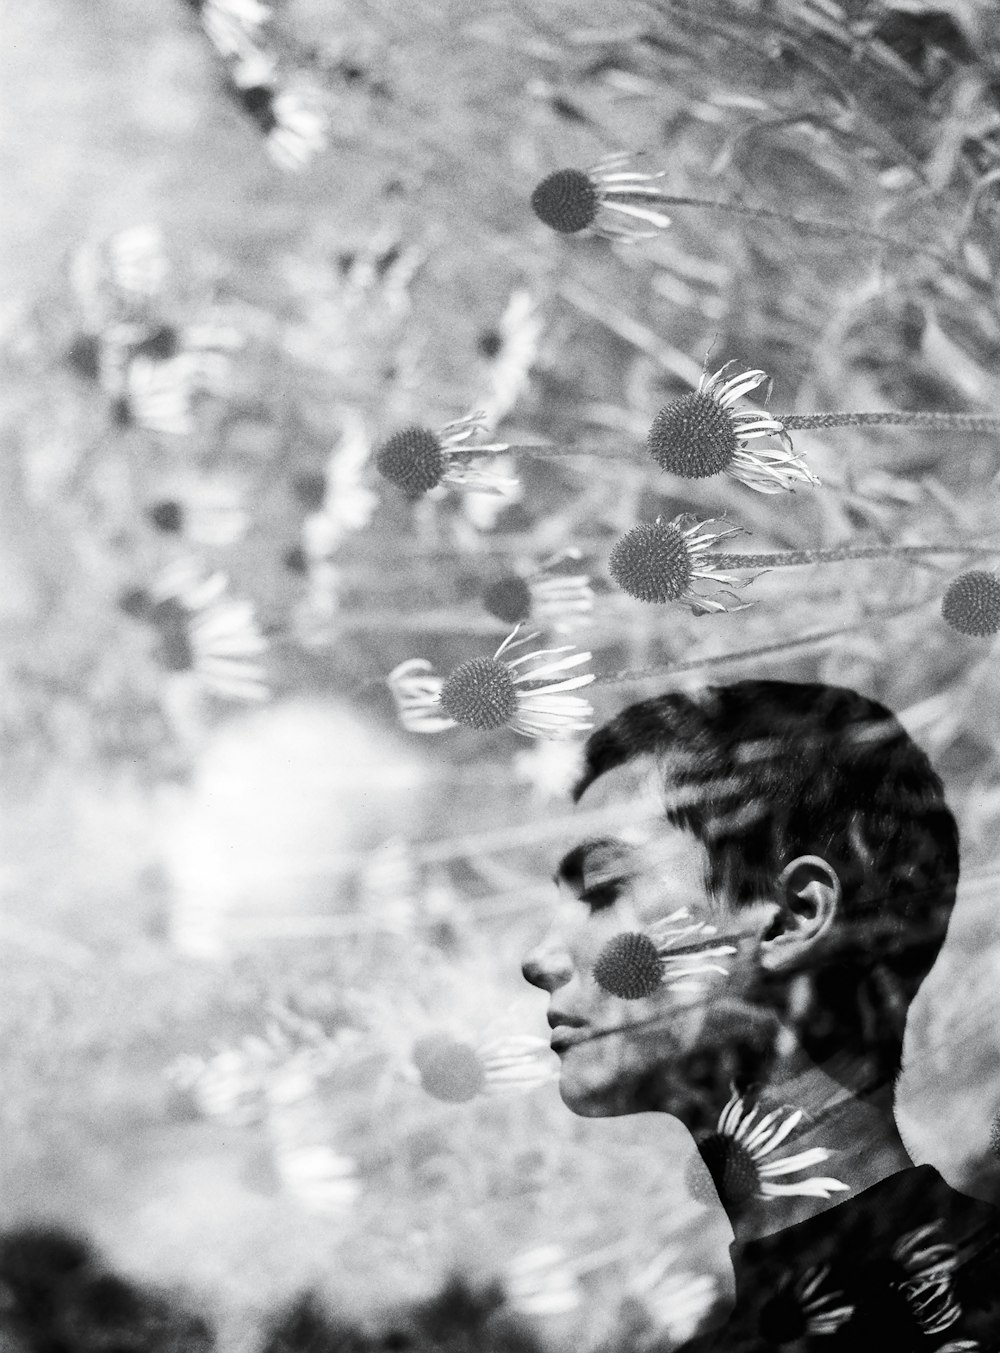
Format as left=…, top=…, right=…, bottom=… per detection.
left=547, top=1011, right=589, bottom=1052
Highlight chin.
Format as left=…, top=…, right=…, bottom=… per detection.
left=556, top=1061, right=647, bottom=1118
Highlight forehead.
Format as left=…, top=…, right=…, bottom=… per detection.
left=557, top=754, right=710, bottom=880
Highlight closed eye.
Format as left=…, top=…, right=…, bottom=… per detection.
left=579, top=880, right=624, bottom=911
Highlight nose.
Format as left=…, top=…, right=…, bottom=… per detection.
left=521, top=934, right=573, bottom=992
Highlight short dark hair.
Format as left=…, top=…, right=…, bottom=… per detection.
left=574, top=680, right=960, bottom=1083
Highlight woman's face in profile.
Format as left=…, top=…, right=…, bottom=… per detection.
left=522, top=756, right=773, bottom=1120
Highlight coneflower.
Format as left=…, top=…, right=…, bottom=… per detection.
left=530, top=152, right=947, bottom=258
left=757, top=1264, right=854, bottom=1342
left=608, top=515, right=754, bottom=613
left=941, top=570, right=1000, bottom=636
left=481, top=551, right=594, bottom=633
left=388, top=625, right=594, bottom=740
left=610, top=513, right=995, bottom=611
left=591, top=910, right=736, bottom=1001
left=410, top=1030, right=554, bottom=1103
left=691, top=1090, right=848, bottom=1212
left=504, top=1245, right=582, bottom=1317
left=375, top=412, right=518, bottom=497
left=146, top=480, right=249, bottom=548
left=624, top=1244, right=718, bottom=1345
left=121, top=563, right=269, bottom=701
left=893, top=1223, right=962, bottom=1337
left=69, top=224, right=169, bottom=331
left=195, top=0, right=271, bottom=62
left=646, top=363, right=817, bottom=494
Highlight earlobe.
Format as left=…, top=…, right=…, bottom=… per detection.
left=759, top=855, right=841, bottom=972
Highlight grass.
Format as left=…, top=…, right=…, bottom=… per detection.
left=4, top=0, right=1000, bottom=1347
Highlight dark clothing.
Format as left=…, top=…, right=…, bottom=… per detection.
left=675, top=1166, right=1000, bottom=1351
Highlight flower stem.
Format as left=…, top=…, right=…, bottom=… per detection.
left=612, top=192, right=949, bottom=264
left=709, top=543, right=995, bottom=569
left=781, top=411, right=1000, bottom=432
left=595, top=599, right=934, bottom=687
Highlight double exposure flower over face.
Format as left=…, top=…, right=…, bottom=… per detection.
left=941, top=570, right=1000, bottom=636
left=530, top=153, right=673, bottom=243
left=609, top=514, right=754, bottom=613
left=693, top=1090, right=849, bottom=1210
left=591, top=909, right=737, bottom=1001
left=375, top=411, right=517, bottom=497
left=389, top=626, right=595, bottom=740
left=647, top=364, right=818, bottom=495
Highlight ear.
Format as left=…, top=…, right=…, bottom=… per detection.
left=759, top=855, right=841, bottom=973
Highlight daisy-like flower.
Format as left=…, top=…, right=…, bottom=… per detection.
left=69, top=224, right=169, bottom=330
left=757, top=1263, right=855, bottom=1343
left=647, top=364, right=819, bottom=495
left=357, top=837, right=420, bottom=937
left=893, top=1222, right=962, bottom=1336
left=374, top=412, right=518, bottom=497
left=388, top=626, right=595, bottom=740
left=692, top=1089, right=849, bottom=1210
left=167, top=1047, right=269, bottom=1126
left=388, top=659, right=455, bottom=734
left=267, top=89, right=329, bottom=172
left=408, top=1029, right=555, bottom=1103
left=592, top=910, right=737, bottom=1001
left=113, top=352, right=199, bottom=436
left=942, top=570, right=1000, bottom=636
left=530, top=153, right=674, bottom=242
left=624, top=1244, right=718, bottom=1345
left=298, top=409, right=380, bottom=554
left=197, top=0, right=271, bottom=60
left=478, top=288, right=544, bottom=425
left=504, top=1245, right=582, bottom=1317
left=608, top=514, right=754, bottom=613
left=266, top=1069, right=361, bottom=1217
left=142, top=563, right=269, bottom=702
left=482, top=551, right=594, bottom=633
left=146, top=479, right=250, bottom=548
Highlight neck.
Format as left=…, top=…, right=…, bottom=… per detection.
left=704, top=1049, right=916, bottom=1245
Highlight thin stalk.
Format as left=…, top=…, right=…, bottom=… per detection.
left=781, top=411, right=1000, bottom=432
left=709, top=543, right=997, bottom=569
left=594, top=599, right=935, bottom=687
left=611, top=191, right=950, bottom=265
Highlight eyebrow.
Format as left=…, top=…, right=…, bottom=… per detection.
left=553, top=838, right=632, bottom=892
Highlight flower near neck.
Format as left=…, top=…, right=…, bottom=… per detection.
left=375, top=412, right=517, bottom=497
left=941, top=570, right=1000, bottom=636
left=624, top=1244, right=718, bottom=1345
left=388, top=626, right=595, bottom=740
left=892, top=1222, right=962, bottom=1337
left=591, top=910, right=737, bottom=1000
left=692, top=1089, right=849, bottom=1211
left=608, top=514, right=754, bottom=613
left=647, top=363, right=818, bottom=495
left=758, top=1263, right=854, bottom=1343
